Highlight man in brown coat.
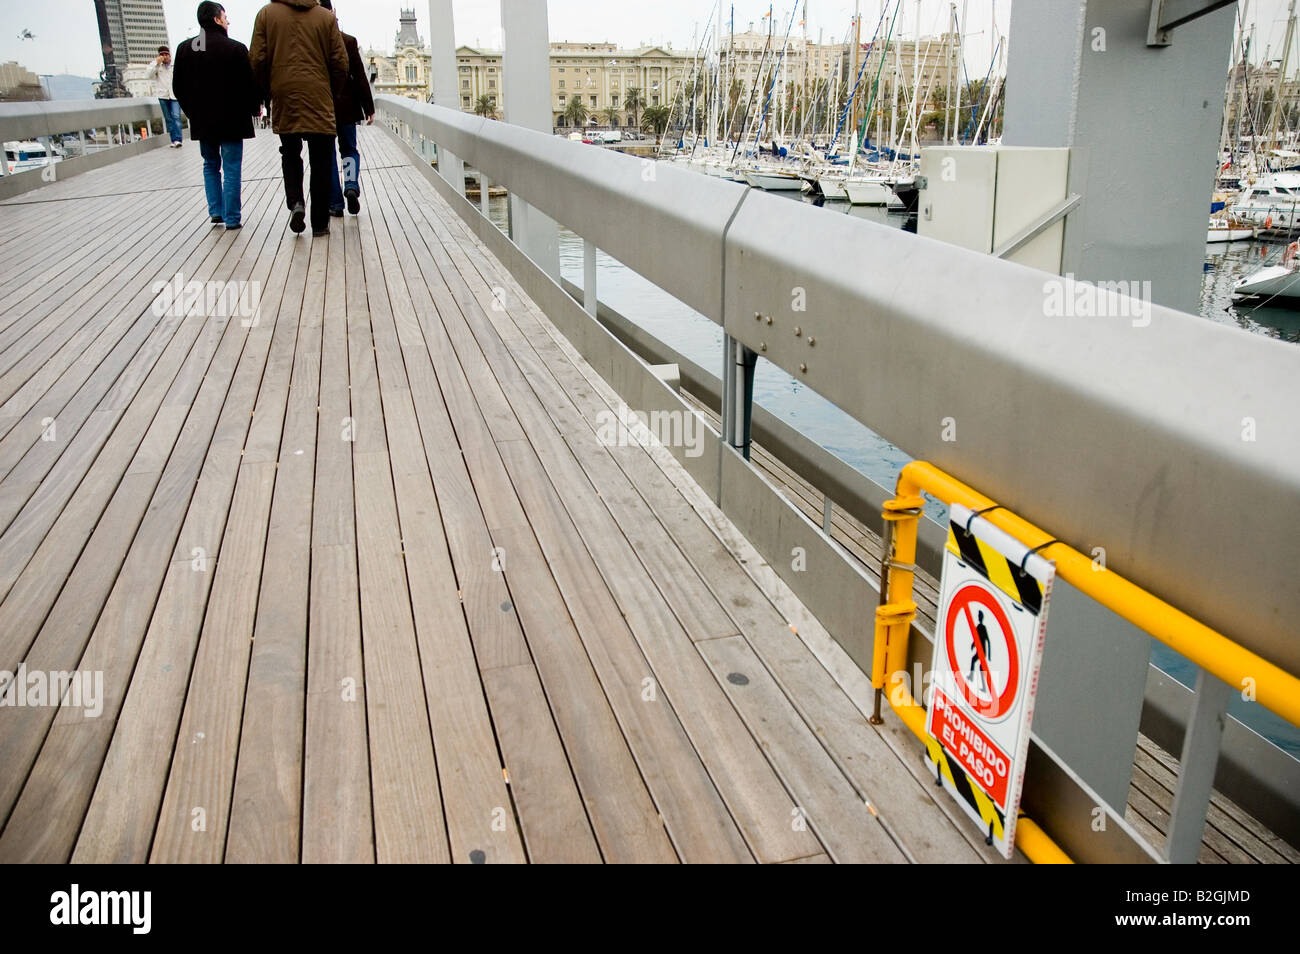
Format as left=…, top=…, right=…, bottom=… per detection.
left=249, top=0, right=348, bottom=236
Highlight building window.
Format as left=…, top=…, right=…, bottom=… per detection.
left=463, top=95, right=471, bottom=106
left=559, top=80, right=565, bottom=88
left=406, top=64, right=418, bottom=82
left=462, top=78, right=470, bottom=88
left=590, top=95, right=597, bottom=107
left=488, top=79, right=496, bottom=89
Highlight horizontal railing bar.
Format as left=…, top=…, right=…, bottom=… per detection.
left=0, top=98, right=162, bottom=144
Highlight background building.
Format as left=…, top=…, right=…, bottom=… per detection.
left=0, top=61, right=47, bottom=102
left=362, top=10, right=959, bottom=134
left=93, top=0, right=170, bottom=98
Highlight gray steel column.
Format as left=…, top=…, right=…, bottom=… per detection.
left=500, top=0, right=560, bottom=279
left=1165, top=670, right=1232, bottom=863
left=1002, top=0, right=1235, bottom=314
left=583, top=239, right=597, bottom=317
left=428, top=0, right=464, bottom=195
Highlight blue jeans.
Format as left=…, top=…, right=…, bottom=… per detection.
left=200, top=140, right=244, bottom=226
left=160, top=98, right=183, bottom=143
left=330, top=122, right=359, bottom=211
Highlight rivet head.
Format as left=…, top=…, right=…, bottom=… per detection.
left=765, top=315, right=772, bottom=325
left=808, top=336, right=816, bottom=346
left=794, top=326, right=801, bottom=336
left=754, top=311, right=762, bottom=321
left=799, top=362, right=807, bottom=373
left=760, top=341, right=767, bottom=352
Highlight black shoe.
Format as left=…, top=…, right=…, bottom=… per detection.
left=329, top=208, right=344, bottom=218
left=312, top=227, right=329, bottom=237
left=210, top=215, right=223, bottom=224
left=289, top=203, right=306, bottom=234
left=345, top=188, right=360, bottom=215
left=225, top=223, right=242, bottom=230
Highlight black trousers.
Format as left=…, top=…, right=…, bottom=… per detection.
left=279, top=133, right=336, bottom=230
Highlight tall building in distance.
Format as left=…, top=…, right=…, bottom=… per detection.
left=93, top=0, right=171, bottom=98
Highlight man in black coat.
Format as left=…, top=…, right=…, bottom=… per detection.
left=174, top=1, right=261, bottom=229
left=320, top=0, right=375, bottom=216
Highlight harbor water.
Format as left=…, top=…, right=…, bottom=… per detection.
left=486, top=191, right=1299, bottom=756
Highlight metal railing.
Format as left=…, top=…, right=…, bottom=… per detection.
left=376, top=94, right=1300, bottom=861
left=0, top=99, right=164, bottom=197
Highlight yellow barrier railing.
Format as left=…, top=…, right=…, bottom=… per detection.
left=870, top=460, right=1300, bottom=865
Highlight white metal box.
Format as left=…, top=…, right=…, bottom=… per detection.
left=918, top=146, right=1070, bottom=274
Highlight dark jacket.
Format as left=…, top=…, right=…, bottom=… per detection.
left=173, top=23, right=260, bottom=142
left=249, top=0, right=348, bottom=135
left=335, top=32, right=375, bottom=126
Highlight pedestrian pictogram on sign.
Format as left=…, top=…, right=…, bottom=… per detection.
left=924, top=504, right=1056, bottom=859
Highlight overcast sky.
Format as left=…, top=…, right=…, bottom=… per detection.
left=0, top=0, right=1293, bottom=81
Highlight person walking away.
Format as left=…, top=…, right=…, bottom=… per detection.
left=148, top=46, right=184, bottom=147
left=249, top=0, right=348, bottom=237
left=319, top=0, right=373, bottom=217
left=174, top=2, right=261, bottom=230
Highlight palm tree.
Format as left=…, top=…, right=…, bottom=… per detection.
left=641, top=105, right=670, bottom=137
left=473, top=94, right=497, bottom=120
left=623, top=86, right=645, bottom=129
left=603, top=104, right=621, bottom=128
left=563, top=96, right=589, bottom=129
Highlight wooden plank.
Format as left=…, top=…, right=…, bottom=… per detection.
left=302, top=223, right=372, bottom=864
left=150, top=461, right=278, bottom=862
left=492, top=439, right=752, bottom=862
left=224, top=232, right=322, bottom=865
left=489, top=523, right=679, bottom=864
left=697, top=634, right=907, bottom=862
left=480, top=664, right=604, bottom=863
left=357, top=197, right=527, bottom=863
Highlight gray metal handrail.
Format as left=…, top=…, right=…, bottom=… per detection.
left=377, top=93, right=1300, bottom=685
left=0, top=98, right=162, bottom=145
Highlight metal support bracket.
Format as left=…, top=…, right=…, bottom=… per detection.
left=1164, top=669, right=1232, bottom=862
left=993, top=193, right=1081, bottom=259
left=1147, top=0, right=1237, bottom=47
left=721, top=335, right=758, bottom=460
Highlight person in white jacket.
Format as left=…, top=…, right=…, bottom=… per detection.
left=147, top=46, right=184, bottom=147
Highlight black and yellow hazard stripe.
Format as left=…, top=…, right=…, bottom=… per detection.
left=925, top=735, right=1006, bottom=844
left=946, top=525, right=1045, bottom=615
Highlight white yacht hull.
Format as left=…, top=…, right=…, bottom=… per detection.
left=1206, top=227, right=1257, bottom=243
left=1233, top=264, right=1300, bottom=297
left=742, top=170, right=805, bottom=191
left=843, top=179, right=898, bottom=206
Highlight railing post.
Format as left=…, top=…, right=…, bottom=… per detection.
left=479, top=174, right=490, bottom=217
left=721, top=335, right=757, bottom=459
left=583, top=239, right=597, bottom=318
left=1164, top=670, right=1232, bottom=863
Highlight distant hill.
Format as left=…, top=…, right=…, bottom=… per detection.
left=43, top=75, right=96, bottom=101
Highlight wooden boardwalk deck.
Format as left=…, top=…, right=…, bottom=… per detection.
left=0, top=128, right=1003, bottom=863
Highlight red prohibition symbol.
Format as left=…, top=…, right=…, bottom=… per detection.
left=944, top=582, right=1020, bottom=720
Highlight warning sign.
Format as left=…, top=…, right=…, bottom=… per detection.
left=924, top=504, right=1055, bottom=858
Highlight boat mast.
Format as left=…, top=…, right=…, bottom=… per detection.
left=849, top=1, right=860, bottom=146
left=1268, top=0, right=1296, bottom=155
left=911, top=0, right=920, bottom=158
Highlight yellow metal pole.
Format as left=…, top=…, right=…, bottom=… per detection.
left=896, top=461, right=1300, bottom=729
